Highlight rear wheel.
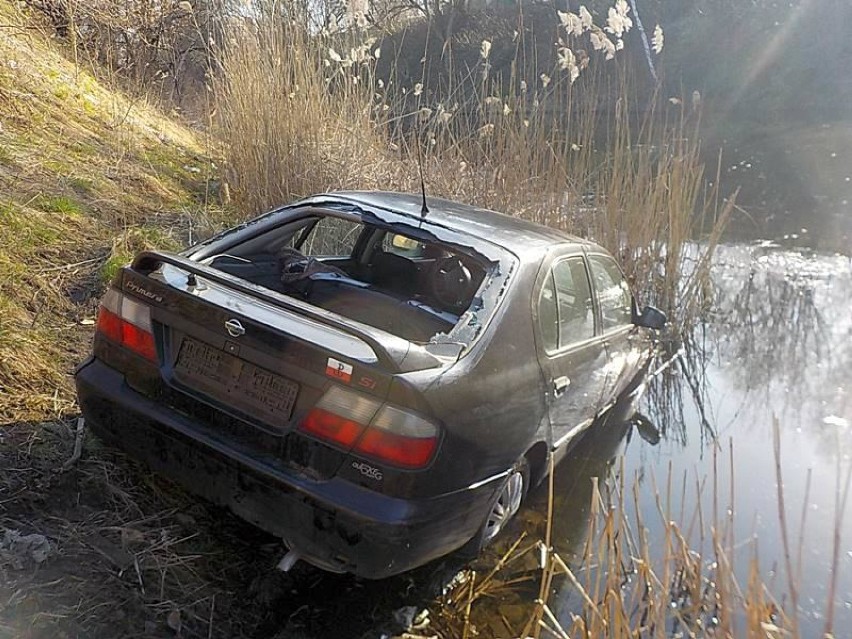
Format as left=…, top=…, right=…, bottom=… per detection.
left=459, top=459, right=529, bottom=558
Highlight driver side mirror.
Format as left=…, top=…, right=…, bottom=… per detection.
left=635, top=305, right=667, bottom=330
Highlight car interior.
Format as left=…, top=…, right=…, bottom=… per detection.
left=201, top=214, right=488, bottom=342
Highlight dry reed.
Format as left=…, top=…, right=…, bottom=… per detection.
left=213, top=10, right=731, bottom=323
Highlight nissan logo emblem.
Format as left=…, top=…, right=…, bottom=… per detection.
left=224, top=319, right=246, bottom=338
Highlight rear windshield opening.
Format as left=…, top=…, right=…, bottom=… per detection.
left=201, top=213, right=489, bottom=343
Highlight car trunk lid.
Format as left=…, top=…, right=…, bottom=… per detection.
left=108, top=252, right=444, bottom=479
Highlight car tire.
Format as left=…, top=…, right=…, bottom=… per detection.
left=458, top=459, right=529, bottom=558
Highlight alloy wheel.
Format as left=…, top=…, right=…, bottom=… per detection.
left=482, top=469, right=525, bottom=544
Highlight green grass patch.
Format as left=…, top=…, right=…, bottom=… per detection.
left=52, top=84, right=70, bottom=100
left=100, top=226, right=180, bottom=284
left=0, top=202, right=62, bottom=245
left=0, top=250, right=27, bottom=280
left=41, top=158, right=73, bottom=174
left=81, top=97, right=99, bottom=116
left=141, top=145, right=199, bottom=180
left=33, top=194, right=85, bottom=217
left=136, top=145, right=210, bottom=206
left=0, top=143, right=15, bottom=165
left=69, top=140, right=99, bottom=158
left=100, top=250, right=131, bottom=284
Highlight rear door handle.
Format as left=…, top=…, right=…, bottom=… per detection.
left=553, top=376, right=570, bottom=396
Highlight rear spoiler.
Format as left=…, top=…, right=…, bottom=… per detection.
left=130, top=251, right=443, bottom=374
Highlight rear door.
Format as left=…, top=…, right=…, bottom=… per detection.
left=585, top=253, right=641, bottom=404
left=534, top=252, right=610, bottom=449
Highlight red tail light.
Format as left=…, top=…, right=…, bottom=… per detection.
left=299, top=386, right=440, bottom=469
left=96, top=306, right=122, bottom=343
left=121, top=321, right=157, bottom=361
left=300, top=409, right=365, bottom=447
left=95, top=289, right=157, bottom=362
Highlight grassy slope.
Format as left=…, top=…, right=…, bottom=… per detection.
left=0, top=1, right=222, bottom=422
left=0, top=8, right=295, bottom=639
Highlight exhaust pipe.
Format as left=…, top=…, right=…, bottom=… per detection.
left=276, top=548, right=301, bottom=572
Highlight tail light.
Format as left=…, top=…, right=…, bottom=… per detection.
left=96, top=288, right=157, bottom=362
left=299, top=386, right=440, bottom=469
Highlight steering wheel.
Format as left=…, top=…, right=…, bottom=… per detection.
left=432, top=256, right=473, bottom=309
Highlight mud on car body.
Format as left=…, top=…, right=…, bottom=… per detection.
left=75, top=191, right=665, bottom=578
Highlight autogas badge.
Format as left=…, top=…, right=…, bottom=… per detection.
left=352, top=461, right=383, bottom=481
left=224, top=318, right=246, bottom=338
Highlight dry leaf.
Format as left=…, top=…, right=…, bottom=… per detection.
left=166, top=609, right=181, bottom=634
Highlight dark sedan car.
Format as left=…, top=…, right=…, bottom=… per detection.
left=75, top=191, right=664, bottom=578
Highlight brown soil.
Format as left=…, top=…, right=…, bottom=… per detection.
left=0, top=418, right=478, bottom=639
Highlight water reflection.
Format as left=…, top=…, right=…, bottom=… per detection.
left=462, top=411, right=643, bottom=637
left=530, top=413, right=636, bottom=555
left=714, top=247, right=830, bottom=392
left=644, top=243, right=851, bottom=452
left=634, top=412, right=661, bottom=446
left=626, top=245, right=852, bottom=633
left=709, top=245, right=852, bottom=449
left=643, top=332, right=716, bottom=448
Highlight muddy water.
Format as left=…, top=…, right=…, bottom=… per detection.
left=523, top=243, right=852, bottom=635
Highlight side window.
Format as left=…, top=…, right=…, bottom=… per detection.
left=537, top=256, right=595, bottom=353
left=537, top=272, right=558, bottom=352
left=552, top=258, right=595, bottom=345
left=588, top=255, right=632, bottom=330
left=299, top=216, right=362, bottom=257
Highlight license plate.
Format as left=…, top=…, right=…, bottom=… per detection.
left=175, top=338, right=299, bottom=427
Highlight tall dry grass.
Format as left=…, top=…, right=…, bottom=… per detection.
left=214, top=22, right=387, bottom=208
left=214, top=8, right=730, bottom=322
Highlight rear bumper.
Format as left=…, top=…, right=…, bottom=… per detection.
left=75, top=358, right=497, bottom=578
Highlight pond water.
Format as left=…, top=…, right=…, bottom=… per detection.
left=709, top=123, right=852, bottom=256
left=517, top=241, right=852, bottom=636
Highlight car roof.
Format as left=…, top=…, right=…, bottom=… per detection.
left=299, top=191, right=594, bottom=260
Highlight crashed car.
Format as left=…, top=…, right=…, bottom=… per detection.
left=75, top=191, right=665, bottom=578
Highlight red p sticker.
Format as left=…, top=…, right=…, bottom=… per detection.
left=326, top=357, right=353, bottom=383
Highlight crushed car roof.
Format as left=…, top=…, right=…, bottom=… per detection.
left=297, top=191, right=590, bottom=258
